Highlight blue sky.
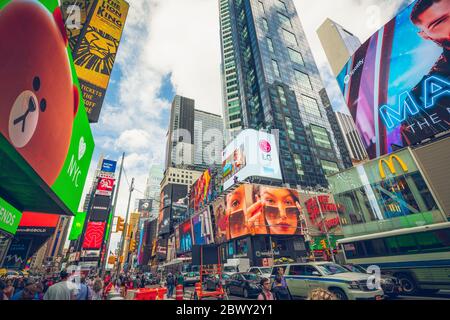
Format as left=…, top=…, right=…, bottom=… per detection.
left=76, top=0, right=413, bottom=255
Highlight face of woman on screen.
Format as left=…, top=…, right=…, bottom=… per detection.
left=260, top=187, right=299, bottom=235
left=227, top=187, right=247, bottom=239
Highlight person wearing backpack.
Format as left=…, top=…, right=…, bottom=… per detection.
left=271, top=275, right=292, bottom=300
left=257, top=278, right=275, bottom=300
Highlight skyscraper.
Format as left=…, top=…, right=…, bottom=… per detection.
left=165, top=95, right=224, bottom=170
left=317, top=18, right=368, bottom=163
left=317, top=18, right=361, bottom=77
left=144, top=164, right=164, bottom=219
left=219, top=0, right=345, bottom=188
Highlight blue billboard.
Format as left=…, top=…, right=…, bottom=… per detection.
left=337, top=0, right=450, bottom=159
left=101, top=159, right=117, bottom=174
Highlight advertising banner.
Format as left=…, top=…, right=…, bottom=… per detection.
left=90, top=194, right=111, bottom=221
left=297, top=194, right=343, bottom=237
left=138, top=199, right=152, bottom=218
left=191, top=169, right=212, bottom=212
left=3, top=237, right=32, bottom=269
left=73, top=0, right=129, bottom=123
left=178, top=220, right=192, bottom=254
left=0, top=196, right=22, bottom=235
left=158, top=207, right=171, bottom=236
left=222, top=130, right=282, bottom=191
left=68, top=212, right=87, bottom=240
left=16, top=212, right=59, bottom=236
left=212, top=198, right=227, bottom=244
left=224, top=184, right=304, bottom=240
left=337, top=0, right=450, bottom=159
left=95, top=177, right=115, bottom=196
left=60, top=0, right=96, bottom=51
left=82, top=221, right=106, bottom=249
left=0, top=0, right=95, bottom=215
left=191, top=208, right=213, bottom=246
left=101, top=159, right=117, bottom=174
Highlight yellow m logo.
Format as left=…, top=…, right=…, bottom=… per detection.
left=379, top=155, right=409, bottom=179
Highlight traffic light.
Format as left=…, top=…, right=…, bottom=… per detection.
left=108, top=256, right=116, bottom=265
left=129, top=239, right=137, bottom=252
left=320, top=239, right=328, bottom=249
left=116, top=217, right=125, bottom=233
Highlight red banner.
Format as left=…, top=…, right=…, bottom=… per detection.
left=96, top=177, right=115, bottom=196
left=82, top=222, right=106, bottom=249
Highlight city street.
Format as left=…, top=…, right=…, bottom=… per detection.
left=179, top=287, right=450, bottom=301
left=1, top=0, right=449, bottom=305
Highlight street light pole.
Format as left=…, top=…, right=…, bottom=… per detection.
left=116, top=177, right=134, bottom=278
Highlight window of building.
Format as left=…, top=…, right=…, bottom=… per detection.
left=258, top=1, right=265, bottom=14
left=276, top=0, right=288, bottom=13
left=321, top=160, right=339, bottom=175
left=295, top=70, right=312, bottom=91
left=272, top=59, right=281, bottom=78
left=302, top=95, right=321, bottom=117
left=288, top=48, right=304, bottom=65
left=277, top=12, right=292, bottom=27
left=262, top=18, right=269, bottom=32
left=277, top=86, right=287, bottom=105
left=283, top=29, right=297, bottom=46
left=267, top=38, right=274, bottom=54
left=311, top=125, right=332, bottom=149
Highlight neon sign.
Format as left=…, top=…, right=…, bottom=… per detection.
left=379, top=76, right=450, bottom=130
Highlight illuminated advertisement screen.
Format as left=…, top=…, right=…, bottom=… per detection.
left=222, top=130, right=282, bottom=191
left=224, top=184, right=303, bottom=240
left=178, top=220, right=192, bottom=253
left=0, top=0, right=95, bottom=215
left=337, top=0, right=450, bottom=159
left=191, top=170, right=212, bottom=212
left=90, top=195, right=111, bottom=222
left=96, top=177, right=115, bottom=196
left=191, top=208, right=213, bottom=246
left=82, top=221, right=106, bottom=249
left=212, top=198, right=227, bottom=244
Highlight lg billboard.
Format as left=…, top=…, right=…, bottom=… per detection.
left=337, top=0, right=450, bottom=159
left=222, top=129, right=282, bottom=191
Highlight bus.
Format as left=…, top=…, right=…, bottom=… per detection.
left=337, top=222, right=450, bottom=295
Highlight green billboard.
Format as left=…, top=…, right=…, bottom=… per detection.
left=68, top=212, right=87, bottom=241
left=0, top=0, right=95, bottom=215
left=0, top=196, right=22, bottom=235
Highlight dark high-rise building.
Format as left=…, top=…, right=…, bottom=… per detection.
left=219, top=0, right=345, bottom=187
left=165, top=95, right=224, bottom=170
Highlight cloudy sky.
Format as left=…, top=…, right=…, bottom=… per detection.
left=77, top=0, right=414, bottom=255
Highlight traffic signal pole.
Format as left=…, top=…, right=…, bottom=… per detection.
left=101, top=152, right=125, bottom=276
left=115, top=177, right=134, bottom=278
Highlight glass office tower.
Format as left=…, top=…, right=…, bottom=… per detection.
left=219, top=0, right=344, bottom=188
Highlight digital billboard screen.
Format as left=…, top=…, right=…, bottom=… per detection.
left=191, top=169, right=212, bottom=212
left=90, top=195, right=111, bottom=222
left=212, top=198, right=227, bottom=244
left=222, top=130, right=282, bottom=191
left=337, top=0, right=450, bottom=159
left=191, top=208, right=213, bottom=246
left=0, top=0, right=95, bottom=215
left=223, top=184, right=303, bottom=240
left=178, top=220, right=192, bottom=253
left=82, top=221, right=106, bottom=250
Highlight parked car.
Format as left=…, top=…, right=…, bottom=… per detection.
left=248, top=267, right=272, bottom=279
left=341, top=264, right=401, bottom=298
left=183, top=272, right=201, bottom=286
left=271, top=262, right=384, bottom=300
left=205, top=274, right=230, bottom=291
left=225, top=272, right=262, bottom=298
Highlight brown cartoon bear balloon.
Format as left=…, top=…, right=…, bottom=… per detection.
left=0, top=0, right=79, bottom=186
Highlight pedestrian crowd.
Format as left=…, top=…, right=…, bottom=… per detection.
left=0, top=270, right=159, bottom=301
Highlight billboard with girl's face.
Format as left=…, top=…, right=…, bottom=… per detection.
left=337, top=0, right=450, bottom=159
left=224, top=184, right=303, bottom=240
